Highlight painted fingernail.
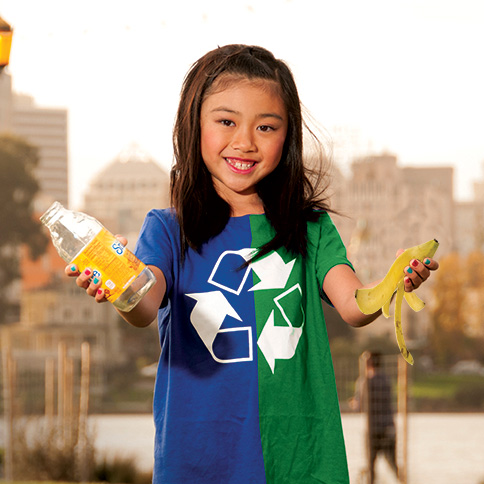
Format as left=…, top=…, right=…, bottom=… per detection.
left=93, top=277, right=99, bottom=285
left=84, top=269, right=92, bottom=276
left=407, top=267, right=413, bottom=274
left=424, top=258, right=431, bottom=265
left=71, top=266, right=77, bottom=272
left=411, top=259, right=419, bottom=267
left=405, top=276, right=411, bottom=284
left=97, top=289, right=103, bottom=295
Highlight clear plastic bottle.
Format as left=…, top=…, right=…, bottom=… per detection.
left=40, top=201, right=156, bottom=312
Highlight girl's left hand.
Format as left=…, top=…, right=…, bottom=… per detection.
left=398, top=250, right=439, bottom=292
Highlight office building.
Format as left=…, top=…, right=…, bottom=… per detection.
left=83, top=151, right=170, bottom=244
left=0, top=73, right=68, bottom=206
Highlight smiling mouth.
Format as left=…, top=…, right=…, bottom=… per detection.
left=225, top=158, right=256, bottom=171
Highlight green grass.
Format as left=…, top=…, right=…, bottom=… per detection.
left=411, top=373, right=484, bottom=411
left=411, top=374, right=461, bottom=399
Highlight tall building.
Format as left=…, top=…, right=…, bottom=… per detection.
left=83, top=149, right=170, bottom=244
left=454, top=164, right=484, bottom=255
left=334, top=153, right=454, bottom=279
left=0, top=73, right=69, bottom=207
left=472, top=162, right=484, bottom=202
left=0, top=70, right=13, bottom=130
left=11, top=93, right=69, bottom=206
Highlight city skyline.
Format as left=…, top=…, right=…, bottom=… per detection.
left=1, top=0, right=483, bottom=208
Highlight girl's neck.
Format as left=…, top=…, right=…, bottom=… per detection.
left=229, top=196, right=265, bottom=217
left=215, top=185, right=264, bottom=216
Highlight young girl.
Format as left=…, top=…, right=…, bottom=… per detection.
left=68, top=44, right=438, bottom=484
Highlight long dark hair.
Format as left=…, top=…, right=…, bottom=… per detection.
left=171, top=44, right=332, bottom=260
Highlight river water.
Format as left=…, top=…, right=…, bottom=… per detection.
left=91, top=413, right=484, bottom=484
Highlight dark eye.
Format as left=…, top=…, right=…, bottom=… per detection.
left=220, top=119, right=234, bottom=127
left=258, top=125, right=274, bottom=132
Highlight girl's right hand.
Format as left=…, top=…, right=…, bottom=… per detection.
left=64, top=234, right=128, bottom=304
left=65, top=264, right=107, bottom=304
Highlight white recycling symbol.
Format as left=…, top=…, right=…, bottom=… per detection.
left=186, top=249, right=304, bottom=373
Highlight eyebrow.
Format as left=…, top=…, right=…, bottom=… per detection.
left=210, top=107, right=285, bottom=122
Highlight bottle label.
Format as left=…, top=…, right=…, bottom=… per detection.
left=71, top=228, right=145, bottom=303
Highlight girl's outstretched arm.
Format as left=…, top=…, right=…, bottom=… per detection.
left=115, top=265, right=166, bottom=327
left=323, top=257, right=439, bottom=328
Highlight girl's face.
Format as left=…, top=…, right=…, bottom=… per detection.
left=200, top=78, right=288, bottom=214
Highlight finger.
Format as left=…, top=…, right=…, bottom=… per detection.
left=404, top=264, right=423, bottom=291
left=65, top=264, right=80, bottom=277
left=114, top=234, right=128, bottom=246
left=403, top=275, right=414, bottom=292
left=410, top=259, right=430, bottom=280
left=94, top=287, right=108, bottom=303
left=86, top=273, right=102, bottom=297
left=76, top=268, right=94, bottom=289
left=423, top=257, right=439, bottom=271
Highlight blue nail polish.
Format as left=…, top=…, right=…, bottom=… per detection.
left=424, top=259, right=430, bottom=265
left=407, top=267, right=413, bottom=274
left=93, top=277, right=99, bottom=285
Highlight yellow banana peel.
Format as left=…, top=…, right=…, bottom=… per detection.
left=394, top=280, right=413, bottom=364
left=355, top=238, right=439, bottom=364
left=404, top=291, right=426, bottom=312
left=381, top=292, right=425, bottom=319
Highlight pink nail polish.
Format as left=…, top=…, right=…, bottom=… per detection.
left=97, top=289, right=103, bottom=295
left=411, top=259, right=419, bottom=268
left=84, top=269, right=91, bottom=276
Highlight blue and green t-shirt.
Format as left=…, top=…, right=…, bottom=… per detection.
left=135, top=209, right=352, bottom=484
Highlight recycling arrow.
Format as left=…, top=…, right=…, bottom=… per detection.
left=249, top=252, right=295, bottom=291
left=257, top=310, right=303, bottom=373
left=208, top=248, right=255, bottom=295
left=186, top=290, right=253, bottom=364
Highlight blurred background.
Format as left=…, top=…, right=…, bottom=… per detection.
left=1, top=1, right=484, bottom=483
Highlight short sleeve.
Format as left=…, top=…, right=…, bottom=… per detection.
left=134, top=209, right=179, bottom=297
left=311, top=212, right=354, bottom=305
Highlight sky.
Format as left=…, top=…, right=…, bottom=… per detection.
left=1, top=0, right=483, bottom=209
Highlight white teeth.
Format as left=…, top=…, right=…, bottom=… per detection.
left=225, top=158, right=255, bottom=170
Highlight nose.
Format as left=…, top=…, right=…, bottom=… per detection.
left=231, top=127, right=256, bottom=152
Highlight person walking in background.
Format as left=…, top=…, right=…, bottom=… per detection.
left=351, top=351, right=399, bottom=483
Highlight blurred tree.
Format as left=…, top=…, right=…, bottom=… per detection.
left=0, top=133, right=48, bottom=323
left=466, top=250, right=484, bottom=287
left=427, top=252, right=466, bottom=367
left=463, top=250, right=484, bottom=352
left=427, top=251, right=484, bottom=367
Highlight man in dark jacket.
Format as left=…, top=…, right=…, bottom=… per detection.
left=351, top=351, right=399, bottom=483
